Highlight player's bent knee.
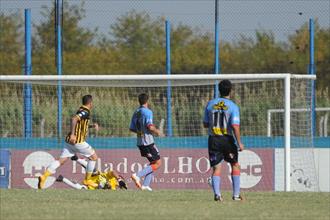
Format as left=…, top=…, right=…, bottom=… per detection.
left=231, top=162, right=240, bottom=169
left=151, top=160, right=161, bottom=171
left=89, top=153, right=98, bottom=161
left=212, top=165, right=221, bottom=176
left=231, top=162, right=241, bottom=175
left=213, top=168, right=221, bottom=176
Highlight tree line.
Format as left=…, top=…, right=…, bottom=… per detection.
left=0, top=1, right=329, bottom=104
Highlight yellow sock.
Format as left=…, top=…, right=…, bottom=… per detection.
left=43, top=170, right=52, bottom=178
left=85, top=172, right=92, bottom=180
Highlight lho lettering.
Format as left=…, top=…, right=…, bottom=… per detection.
left=240, top=164, right=262, bottom=176
left=85, top=156, right=211, bottom=174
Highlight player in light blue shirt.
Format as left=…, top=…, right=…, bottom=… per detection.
left=130, top=93, right=162, bottom=191
left=203, top=80, right=244, bottom=202
left=130, top=104, right=155, bottom=146
left=203, top=95, right=240, bottom=137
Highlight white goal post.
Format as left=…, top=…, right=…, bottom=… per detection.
left=0, top=73, right=317, bottom=191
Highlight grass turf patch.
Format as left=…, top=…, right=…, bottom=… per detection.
left=1, top=189, right=329, bottom=220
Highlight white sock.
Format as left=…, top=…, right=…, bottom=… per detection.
left=86, top=160, right=96, bottom=173
left=47, top=160, right=60, bottom=174
left=62, top=177, right=85, bottom=189
left=77, top=158, right=88, bottom=168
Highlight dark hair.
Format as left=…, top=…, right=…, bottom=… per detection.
left=138, top=93, right=149, bottom=105
left=82, top=94, right=93, bottom=105
left=219, top=80, right=232, bottom=96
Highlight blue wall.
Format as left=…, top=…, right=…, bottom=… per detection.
left=0, top=136, right=329, bottom=149
left=0, top=150, right=11, bottom=188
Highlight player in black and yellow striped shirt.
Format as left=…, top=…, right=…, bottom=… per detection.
left=38, top=95, right=100, bottom=189
left=65, top=105, right=91, bottom=144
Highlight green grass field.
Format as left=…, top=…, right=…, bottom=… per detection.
left=0, top=189, right=329, bottom=220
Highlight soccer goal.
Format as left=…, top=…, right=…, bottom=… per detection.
left=0, top=74, right=318, bottom=191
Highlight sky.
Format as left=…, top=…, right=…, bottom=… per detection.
left=1, top=0, right=329, bottom=42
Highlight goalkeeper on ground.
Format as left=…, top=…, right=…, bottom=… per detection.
left=56, top=156, right=127, bottom=190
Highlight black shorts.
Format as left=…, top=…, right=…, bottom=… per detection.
left=208, top=135, right=238, bottom=167
left=138, top=144, right=160, bottom=163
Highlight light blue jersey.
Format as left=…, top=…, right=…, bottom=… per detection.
left=203, top=98, right=240, bottom=136
left=130, top=106, right=155, bottom=146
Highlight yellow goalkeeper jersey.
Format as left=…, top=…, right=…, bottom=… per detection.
left=87, top=171, right=118, bottom=190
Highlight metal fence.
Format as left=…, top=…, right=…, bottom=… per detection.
left=1, top=0, right=329, bottom=74
left=1, top=0, right=329, bottom=136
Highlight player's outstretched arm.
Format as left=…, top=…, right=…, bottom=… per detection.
left=89, top=122, right=99, bottom=131
left=110, top=170, right=127, bottom=190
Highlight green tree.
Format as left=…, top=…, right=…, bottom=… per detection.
left=0, top=12, right=23, bottom=74
left=111, top=10, right=163, bottom=52
left=35, top=1, right=95, bottom=51
left=33, top=0, right=96, bottom=74
left=287, top=21, right=330, bottom=103
left=251, top=31, right=287, bottom=72
left=109, top=11, right=215, bottom=74
left=315, top=26, right=330, bottom=97
left=110, top=10, right=165, bottom=74
left=287, top=22, right=310, bottom=74
left=221, top=31, right=287, bottom=73
left=171, top=26, right=213, bottom=74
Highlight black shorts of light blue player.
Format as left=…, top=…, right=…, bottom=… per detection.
left=208, top=135, right=238, bottom=167
left=138, top=144, right=160, bottom=163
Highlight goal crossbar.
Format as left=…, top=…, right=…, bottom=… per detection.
left=0, top=74, right=316, bottom=81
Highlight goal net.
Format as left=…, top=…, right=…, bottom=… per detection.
left=0, top=74, right=318, bottom=191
